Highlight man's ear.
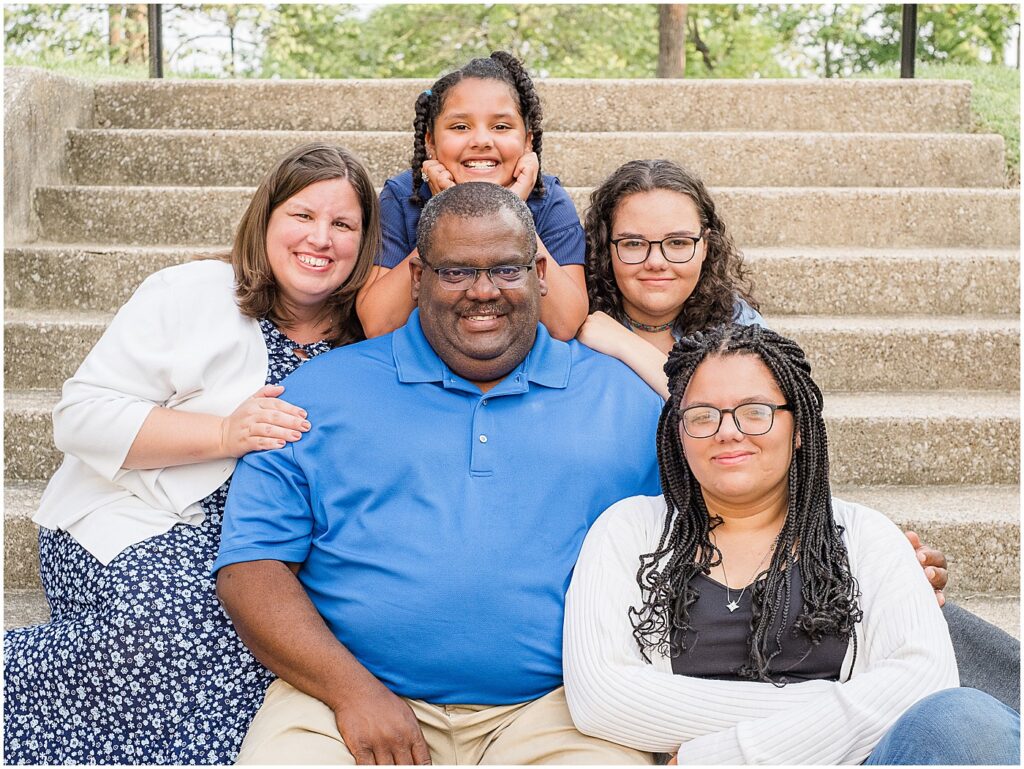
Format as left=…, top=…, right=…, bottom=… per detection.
left=534, top=253, right=548, bottom=297
left=409, top=254, right=424, bottom=302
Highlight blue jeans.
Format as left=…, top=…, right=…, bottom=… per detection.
left=866, top=688, right=1020, bottom=765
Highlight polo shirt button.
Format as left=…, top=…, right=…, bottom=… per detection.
left=479, top=434, right=488, bottom=443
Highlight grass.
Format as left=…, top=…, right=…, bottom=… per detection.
left=4, top=54, right=150, bottom=80
left=856, top=62, right=1020, bottom=185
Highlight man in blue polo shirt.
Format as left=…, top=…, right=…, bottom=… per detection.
left=215, top=182, right=662, bottom=765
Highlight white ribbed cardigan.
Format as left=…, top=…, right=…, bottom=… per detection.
left=563, top=495, right=959, bottom=765
left=33, top=260, right=267, bottom=565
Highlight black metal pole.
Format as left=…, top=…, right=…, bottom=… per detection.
left=900, top=4, right=917, bottom=79
left=148, top=4, right=164, bottom=78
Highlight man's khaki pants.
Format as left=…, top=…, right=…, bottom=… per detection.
left=237, top=679, right=654, bottom=765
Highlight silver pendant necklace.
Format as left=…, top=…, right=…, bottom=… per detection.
left=715, top=537, right=775, bottom=613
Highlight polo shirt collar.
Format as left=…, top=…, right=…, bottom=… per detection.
left=393, top=309, right=571, bottom=392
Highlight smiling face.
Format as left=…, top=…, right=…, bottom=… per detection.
left=610, top=189, right=707, bottom=327
left=410, top=208, right=546, bottom=391
left=265, top=177, right=363, bottom=315
left=680, top=354, right=795, bottom=512
left=425, top=77, right=532, bottom=187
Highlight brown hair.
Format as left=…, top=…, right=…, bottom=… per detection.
left=221, top=142, right=381, bottom=347
left=585, top=159, right=757, bottom=337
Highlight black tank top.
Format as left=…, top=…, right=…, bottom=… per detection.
left=671, top=562, right=849, bottom=682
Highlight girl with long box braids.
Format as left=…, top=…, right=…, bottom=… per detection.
left=563, top=323, right=1019, bottom=764
left=357, top=51, right=589, bottom=340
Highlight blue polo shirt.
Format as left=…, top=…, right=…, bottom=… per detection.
left=214, top=311, right=661, bottom=704
left=377, top=170, right=585, bottom=269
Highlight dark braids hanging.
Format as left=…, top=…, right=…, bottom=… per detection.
left=629, top=323, right=862, bottom=684
left=410, top=51, right=545, bottom=206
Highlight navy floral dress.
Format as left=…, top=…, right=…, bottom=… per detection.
left=4, top=319, right=331, bottom=765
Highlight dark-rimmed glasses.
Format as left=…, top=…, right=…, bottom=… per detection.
left=679, top=403, right=792, bottom=439
left=611, top=229, right=706, bottom=264
left=419, top=259, right=536, bottom=291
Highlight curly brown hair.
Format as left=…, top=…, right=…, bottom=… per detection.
left=584, top=159, right=757, bottom=337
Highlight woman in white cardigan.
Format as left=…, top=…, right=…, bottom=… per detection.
left=4, top=143, right=382, bottom=765
left=564, top=323, right=1019, bottom=765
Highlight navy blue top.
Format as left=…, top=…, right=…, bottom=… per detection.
left=215, top=310, right=662, bottom=704
left=377, top=170, right=586, bottom=269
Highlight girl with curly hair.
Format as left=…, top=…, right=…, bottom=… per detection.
left=577, top=159, right=761, bottom=398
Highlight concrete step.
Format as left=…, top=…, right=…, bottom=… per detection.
left=92, top=78, right=973, bottom=133
left=769, top=315, right=1019, bottom=392
left=824, top=391, right=1019, bottom=486
left=746, top=248, right=1020, bottom=317
left=5, top=480, right=1017, bottom=593
left=67, top=129, right=1007, bottom=189
left=6, top=307, right=1017, bottom=392
left=831, top=485, right=1020, bottom=595
left=7, top=245, right=1019, bottom=317
left=34, top=185, right=1021, bottom=247
left=6, top=389, right=1018, bottom=485
left=4, top=244, right=190, bottom=312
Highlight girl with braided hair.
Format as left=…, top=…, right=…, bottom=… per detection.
left=357, top=51, right=589, bottom=340
left=564, top=323, right=1019, bottom=765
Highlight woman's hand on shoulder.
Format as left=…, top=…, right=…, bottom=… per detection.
left=219, top=384, right=312, bottom=458
left=507, top=151, right=539, bottom=201
left=421, top=159, right=455, bottom=196
left=576, top=311, right=633, bottom=357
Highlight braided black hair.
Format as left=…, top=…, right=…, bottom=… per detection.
left=410, top=51, right=545, bottom=205
left=585, top=159, right=757, bottom=336
left=630, top=323, right=862, bottom=683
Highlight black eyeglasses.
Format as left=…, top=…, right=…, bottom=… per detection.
left=419, top=259, right=536, bottom=291
left=611, top=229, right=706, bottom=264
left=679, top=403, right=792, bottom=439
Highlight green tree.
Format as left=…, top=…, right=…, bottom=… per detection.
left=260, top=4, right=660, bottom=79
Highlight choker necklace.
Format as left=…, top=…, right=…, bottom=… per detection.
left=714, top=537, right=776, bottom=613
left=624, top=313, right=674, bottom=333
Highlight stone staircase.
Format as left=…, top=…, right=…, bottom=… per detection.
left=4, top=69, right=1020, bottom=635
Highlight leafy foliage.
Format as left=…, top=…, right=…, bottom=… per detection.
left=4, top=3, right=1020, bottom=80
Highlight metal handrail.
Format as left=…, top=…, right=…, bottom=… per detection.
left=148, top=4, right=164, bottom=78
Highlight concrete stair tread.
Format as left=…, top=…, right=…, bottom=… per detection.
left=771, top=315, right=1019, bottom=330
left=7, top=306, right=1017, bottom=328
left=10, top=243, right=1019, bottom=259
left=68, top=128, right=1007, bottom=188
left=38, top=182, right=1024, bottom=195
left=745, top=246, right=1021, bottom=260
left=831, top=484, right=1020, bottom=523
left=33, top=185, right=1022, bottom=248
left=824, top=390, right=1019, bottom=417
left=91, top=77, right=974, bottom=133
left=70, top=127, right=1007, bottom=139
left=5, top=307, right=114, bottom=324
